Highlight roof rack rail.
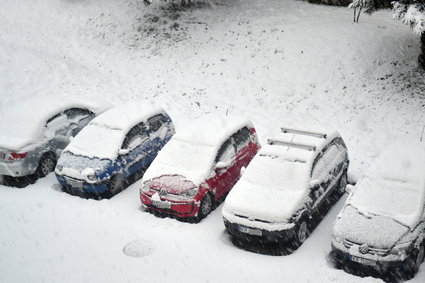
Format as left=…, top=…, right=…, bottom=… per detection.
left=267, top=139, right=316, bottom=151
left=281, top=127, right=327, bottom=139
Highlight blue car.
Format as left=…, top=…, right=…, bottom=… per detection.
left=55, top=102, right=175, bottom=198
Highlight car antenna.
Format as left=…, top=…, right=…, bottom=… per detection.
left=420, top=125, right=425, bottom=142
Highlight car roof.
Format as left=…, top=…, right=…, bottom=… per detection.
left=263, top=125, right=340, bottom=166
left=88, top=102, right=165, bottom=133
left=173, top=113, right=254, bottom=147
left=0, top=95, right=112, bottom=150
left=348, top=139, right=425, bottom=229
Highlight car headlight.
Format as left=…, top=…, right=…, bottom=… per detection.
left=334, top=236, right=342, bottom=243
left=81, top=168, right=97, bottom=183
left=140, top=182, right=151, bottom=193
left=180, top=188, right=199, bottom=198
left=87, top=174, right=97, bottom=181
left=56, top=164, right=63, bottom=172
left=390, top=242, right=413, bottom=257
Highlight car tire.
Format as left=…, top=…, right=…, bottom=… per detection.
left=197, top=193, right=213, bottom=221
left=338, top=171, right=348, bottom=195
left=35, top=152, right=57, bottom=178
left=106, top=174, right=126, bottom=198
left=294, top=219, right=309, bottom=248
left=414, top=244, right=425, bottom=273
left=401, top=244, right=425, bottom=280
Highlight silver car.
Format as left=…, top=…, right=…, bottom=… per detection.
left=0, top=96, right=111, bottom=186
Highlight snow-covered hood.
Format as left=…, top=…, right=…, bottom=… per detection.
left=148, top=175, right=197, bottom=194
left=64, top=124, right=125, bottom=160
left=333, top=205, right=409, bottom=249
left=223, top=154, right=310, bottom=223
left=56, top=151, right=112, bottom=180
left=142, top=138, right=217, bottom=186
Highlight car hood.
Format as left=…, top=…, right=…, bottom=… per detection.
left=333, top=205, right=409, bottom=249
left=148, top=175, right=197, bottom=194
left=56, top=152, right=112, bottom=179
left=223, top=155, right=310, bottom=224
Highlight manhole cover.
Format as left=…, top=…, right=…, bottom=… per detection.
left=123, top=239, right=155, bottom=258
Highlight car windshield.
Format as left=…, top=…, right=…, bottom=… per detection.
left=144, top=137, right=217, bottom=185
left=349, top=175, right=424, bottom=229
left=65, top=123, right=125, bottom=159
left=58, top=151, right=111, bottom=172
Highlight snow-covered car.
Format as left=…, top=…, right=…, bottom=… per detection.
left=55, top=103, right=175, bottom=198
left=331, top=140, right=425, bottom=280
left=222, top=126, right=349, bottom=249
left=140, top=114, right=261, bottom=221
left=0, top=96, right=111, bottom=187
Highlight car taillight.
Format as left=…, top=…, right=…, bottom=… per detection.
left=8, top=152, right=28, bottom=161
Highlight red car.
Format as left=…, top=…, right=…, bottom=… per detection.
left=140, top=115, right=260, bottom=221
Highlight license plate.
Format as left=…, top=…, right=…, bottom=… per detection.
left=350, top=255, right=376, bottom=266
left=152, top=200, right=171, bottom=209
left=66, top=178, right=83, bottom=189
left=239, top=226, right=262, bottom=236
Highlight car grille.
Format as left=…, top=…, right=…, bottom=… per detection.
left=234, top=214, right=273, bottom=224
left=343, top=239, right=389, bottom=256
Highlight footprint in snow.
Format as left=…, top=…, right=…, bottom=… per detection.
left=123, top=239, right=155, bottom=258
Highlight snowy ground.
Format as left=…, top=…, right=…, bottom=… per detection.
left=0, top=0, right=424, bottom=282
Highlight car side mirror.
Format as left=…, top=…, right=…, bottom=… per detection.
left=118, top=149, right=129, bottom=155
left=345, top=184, right=354, bottom=194
left=310, top=179, right=320, bottom=188
left=69, top=136, right=74, bottom=142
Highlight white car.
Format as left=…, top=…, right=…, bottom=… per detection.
left=223, top=126, right=349, bottom=251
left=331, top=139, right=425, bottom=281
left=0, top=96, right=111, bottom=187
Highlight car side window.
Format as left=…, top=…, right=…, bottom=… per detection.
left=333, top=137, right=347, bottom=152
left=122, top=123, right=148, bottom=150
left=64, top=108, right=94, bottom=120
left=215, top=138, right=236, bottom=164
left=148, top=114, right=166, bottom=132
left=233, top=127, right=251, bottom=152
left=311, top=144, right=339, bottom=181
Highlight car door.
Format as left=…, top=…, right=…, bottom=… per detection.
left=63, top=108, right=94, bottom=137
left=212, top=137, right=237, bottom=200
left=310, top=142, right=342, bottom=209
left=120, top=123, right=150, bottom=176
left=147, top=114, right=168, bottom=150
left=45, top=112, right=71, bottom=151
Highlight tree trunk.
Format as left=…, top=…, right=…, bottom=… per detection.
left=419, top=32, right=425, bottom=70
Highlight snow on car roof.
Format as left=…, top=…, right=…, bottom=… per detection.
left=347, top=139, right=425, bottom=229
left=223, top=126, right=341, bottom=225
left=142, top=114, right=253, bottom=186
left=88, top=102, right=164, bottom=132
left=65, top=102, right=165, bottom=159
left=173, top=113, right=253, bottom=146
left=0, top=95, right=111, bottom=150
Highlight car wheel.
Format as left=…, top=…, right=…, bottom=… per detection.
left=415, top=244, right=425, bottom=271
left=338, top=171, right=348, bottom=195
left=35, top=153, right=57, bottom=178
left=198, top=193, right=213, bottom=220
left=106, top=174, right=126, bottom=198
left=294, top=220, right=309, bottom=248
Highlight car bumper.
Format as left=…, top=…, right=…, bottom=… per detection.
left=140, top=192, right=197, bottom=218
left=0, top=160, right=36, bottom=177
left=56, top=175, right=108, bottom=194
left=223, top=218, right=297, bottom=243
left=331, top=244, right=407, bottom=274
